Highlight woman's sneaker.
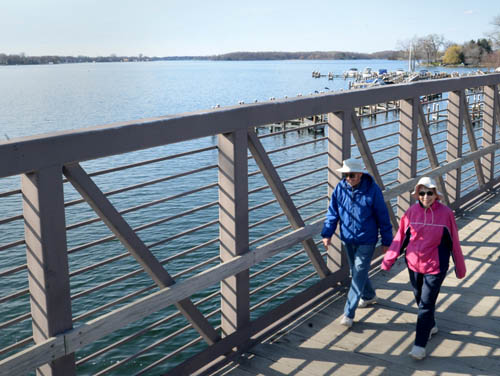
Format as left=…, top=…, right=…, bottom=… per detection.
left=340, top=315, right=353, bottom=328
left=409, top=345, right=426, bottom=360
left=358, top=296, right=377, bottom=308
left=429, top=326, right=438, bottom=339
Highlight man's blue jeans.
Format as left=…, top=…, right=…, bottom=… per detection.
left=343, top=242, right=376, bottom=319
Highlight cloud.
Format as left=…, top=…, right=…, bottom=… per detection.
left=463, top=10, right=475, bottom=15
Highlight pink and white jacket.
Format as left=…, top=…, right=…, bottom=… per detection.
left=382, top=201, right=466, bottom=279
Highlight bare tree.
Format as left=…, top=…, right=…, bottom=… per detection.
left=489, top=14, right=500, bottom=48
left=417, top=34, right=445, bottom=64
left=396, top=36, right=422, bottom=61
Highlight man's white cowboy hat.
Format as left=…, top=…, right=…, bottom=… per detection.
left=412, top=176, right=442, bottom=200
left=336, top=158, right=366, bottom=173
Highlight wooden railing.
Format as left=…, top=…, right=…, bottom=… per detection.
left=0, top=74, right=499, bottom=375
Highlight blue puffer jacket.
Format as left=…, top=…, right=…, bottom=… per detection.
left=321, top=174, right=393, bottom=246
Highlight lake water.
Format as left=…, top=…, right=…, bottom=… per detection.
left=0, top=59, right=482, bottom=375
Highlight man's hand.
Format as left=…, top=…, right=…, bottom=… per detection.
left=382, top=246, right=389, bottom=253
left=322, top=238, right=331, bottom=251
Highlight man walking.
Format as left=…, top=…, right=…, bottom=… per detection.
left=321, top=158, right=393, bottom=327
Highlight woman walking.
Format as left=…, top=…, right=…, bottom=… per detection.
left=382, top=176, right=466, bottom=360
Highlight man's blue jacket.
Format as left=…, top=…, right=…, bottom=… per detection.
left=321, top=174, right=393, bottom=246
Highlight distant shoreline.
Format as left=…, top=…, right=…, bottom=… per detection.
left=0, top=50, right=403, bottom=66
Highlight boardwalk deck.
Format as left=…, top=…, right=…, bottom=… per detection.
left=210, top=191, right=500, bottom=376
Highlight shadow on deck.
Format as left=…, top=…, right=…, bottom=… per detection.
left=210, top=191, right=500, bottom=376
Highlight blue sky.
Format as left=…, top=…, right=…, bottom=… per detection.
left=1, top=0, right=499, bottom=56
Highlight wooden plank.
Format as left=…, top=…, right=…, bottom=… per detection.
left=62, top=163, right=219, bottom=345
left=460, top=90, right=486, bottom=186
left=446, top=90, right=463, bottom=207
left=0, top=337, right=64, bottom=376
left=21, top=166, right=75, bottom=376
left=247, top=129, right=329, bottom=278
left=482, top=85, right=498, bottom=182
left=2, top=75, right=500, bottom=179
left=416, top=101, right=450, bottom=206
left=396, top=99, right=418, bottom=218
left=218, top=131, right=250, bottom=338
left=325, top=112, right=350, bottom=278
left=350, top=111, right=399, bottom=230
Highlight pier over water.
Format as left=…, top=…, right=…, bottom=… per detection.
left=1, top=74, right=500, bottom=375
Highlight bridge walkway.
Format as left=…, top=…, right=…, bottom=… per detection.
left=211, top=191, right=500, bottom=376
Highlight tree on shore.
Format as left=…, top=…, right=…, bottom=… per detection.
left=489, top=14, right=500, bottom=48
left=442, top=45, right=464, bottom=65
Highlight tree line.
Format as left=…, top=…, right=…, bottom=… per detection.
left=0, top=50, right=403, bottom=66
left=2, top=14, right=499, bottom=67
left=398, top=14, right=500, bottom=67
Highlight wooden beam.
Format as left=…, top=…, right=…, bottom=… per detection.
left=325, top=112, right=350, bottom=279
left=446, top=91, right=463, bottom=207
left=247, top=129, right=329, bottom=278
left=62, top=163, right=219, bottom=345
left=480, top=85, right=497, bottom=183
left=416, top=100, right=450, bottom=206
left=460, top=90, right=486, bottom=187
left=2, top=76, right=500, bottom=179
left=397, top=99, right=418, bottom=218
left=350, top=111, right=399, bottom=230
left=21, top=166, right=75, bottom=376
left=218, top=131, right=250, bottom=338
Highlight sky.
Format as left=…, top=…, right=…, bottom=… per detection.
left=1, top=0, right=499, bottom=57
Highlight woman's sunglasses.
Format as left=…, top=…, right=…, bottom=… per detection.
left=344, top=173, right=358, bottom=178
left=418, top=191, right=434, bottom=197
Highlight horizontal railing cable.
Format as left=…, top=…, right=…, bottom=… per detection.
left=249, top=209, right=326, bottom=247
left=147, top=219, right=218, bottom=249
left=83, top=145, right=217, bottom=178
left=0, top=189, right=21, bottom=198
left=248, top=151, right=327, bottom=178
left=249, top=196, right=327, bottom=230
left=250, top=248, right=306, bottom=280
left=265, top=137, right=326, bottom=155
left=67, top=185, right=217, bottom=231
left=249, top=181, right=326, bottom=213
left=0, top=337, right=33, bottom=358
left=251, top=269, right=317, bottom=312
left=257, top=122, right=326, bottom=139
left=77, top=289, right=220, bottom=366
left=64, top=165, right=217, bottom=209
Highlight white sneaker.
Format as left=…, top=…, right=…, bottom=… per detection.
left=409, top=345, right=426, bottom=360
left=340, top=315, right=353, bottom=328
left=358, top=296, right=377, bottom=308
left=429, top=326, right=438, bottom=339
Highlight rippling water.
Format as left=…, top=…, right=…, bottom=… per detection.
left=0, top=60, right=481, bottom=374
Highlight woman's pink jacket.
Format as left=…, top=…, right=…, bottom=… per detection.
left=382, top=201, right=466, bottom=279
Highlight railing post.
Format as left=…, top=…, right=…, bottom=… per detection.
left=397, top=98, right=418, bottom=218
left=21, top=166, right=75, bottom=376
left=326, top=111, right=350, bottom=280
left=482, top=85, right=498, bottom=183
left=446, top=90, right=463, bottom=209
left=218, top=130, right=250, bottom=339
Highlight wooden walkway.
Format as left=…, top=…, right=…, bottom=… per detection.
left=210, top=191, right=500, bottom=376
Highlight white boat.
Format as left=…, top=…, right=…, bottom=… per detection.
left=345, top=68, right=358, bottom=78
left=362, top=67, right=374, bottom=79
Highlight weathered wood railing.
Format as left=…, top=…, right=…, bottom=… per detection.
left=0, top=74, right=499, bottom=375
